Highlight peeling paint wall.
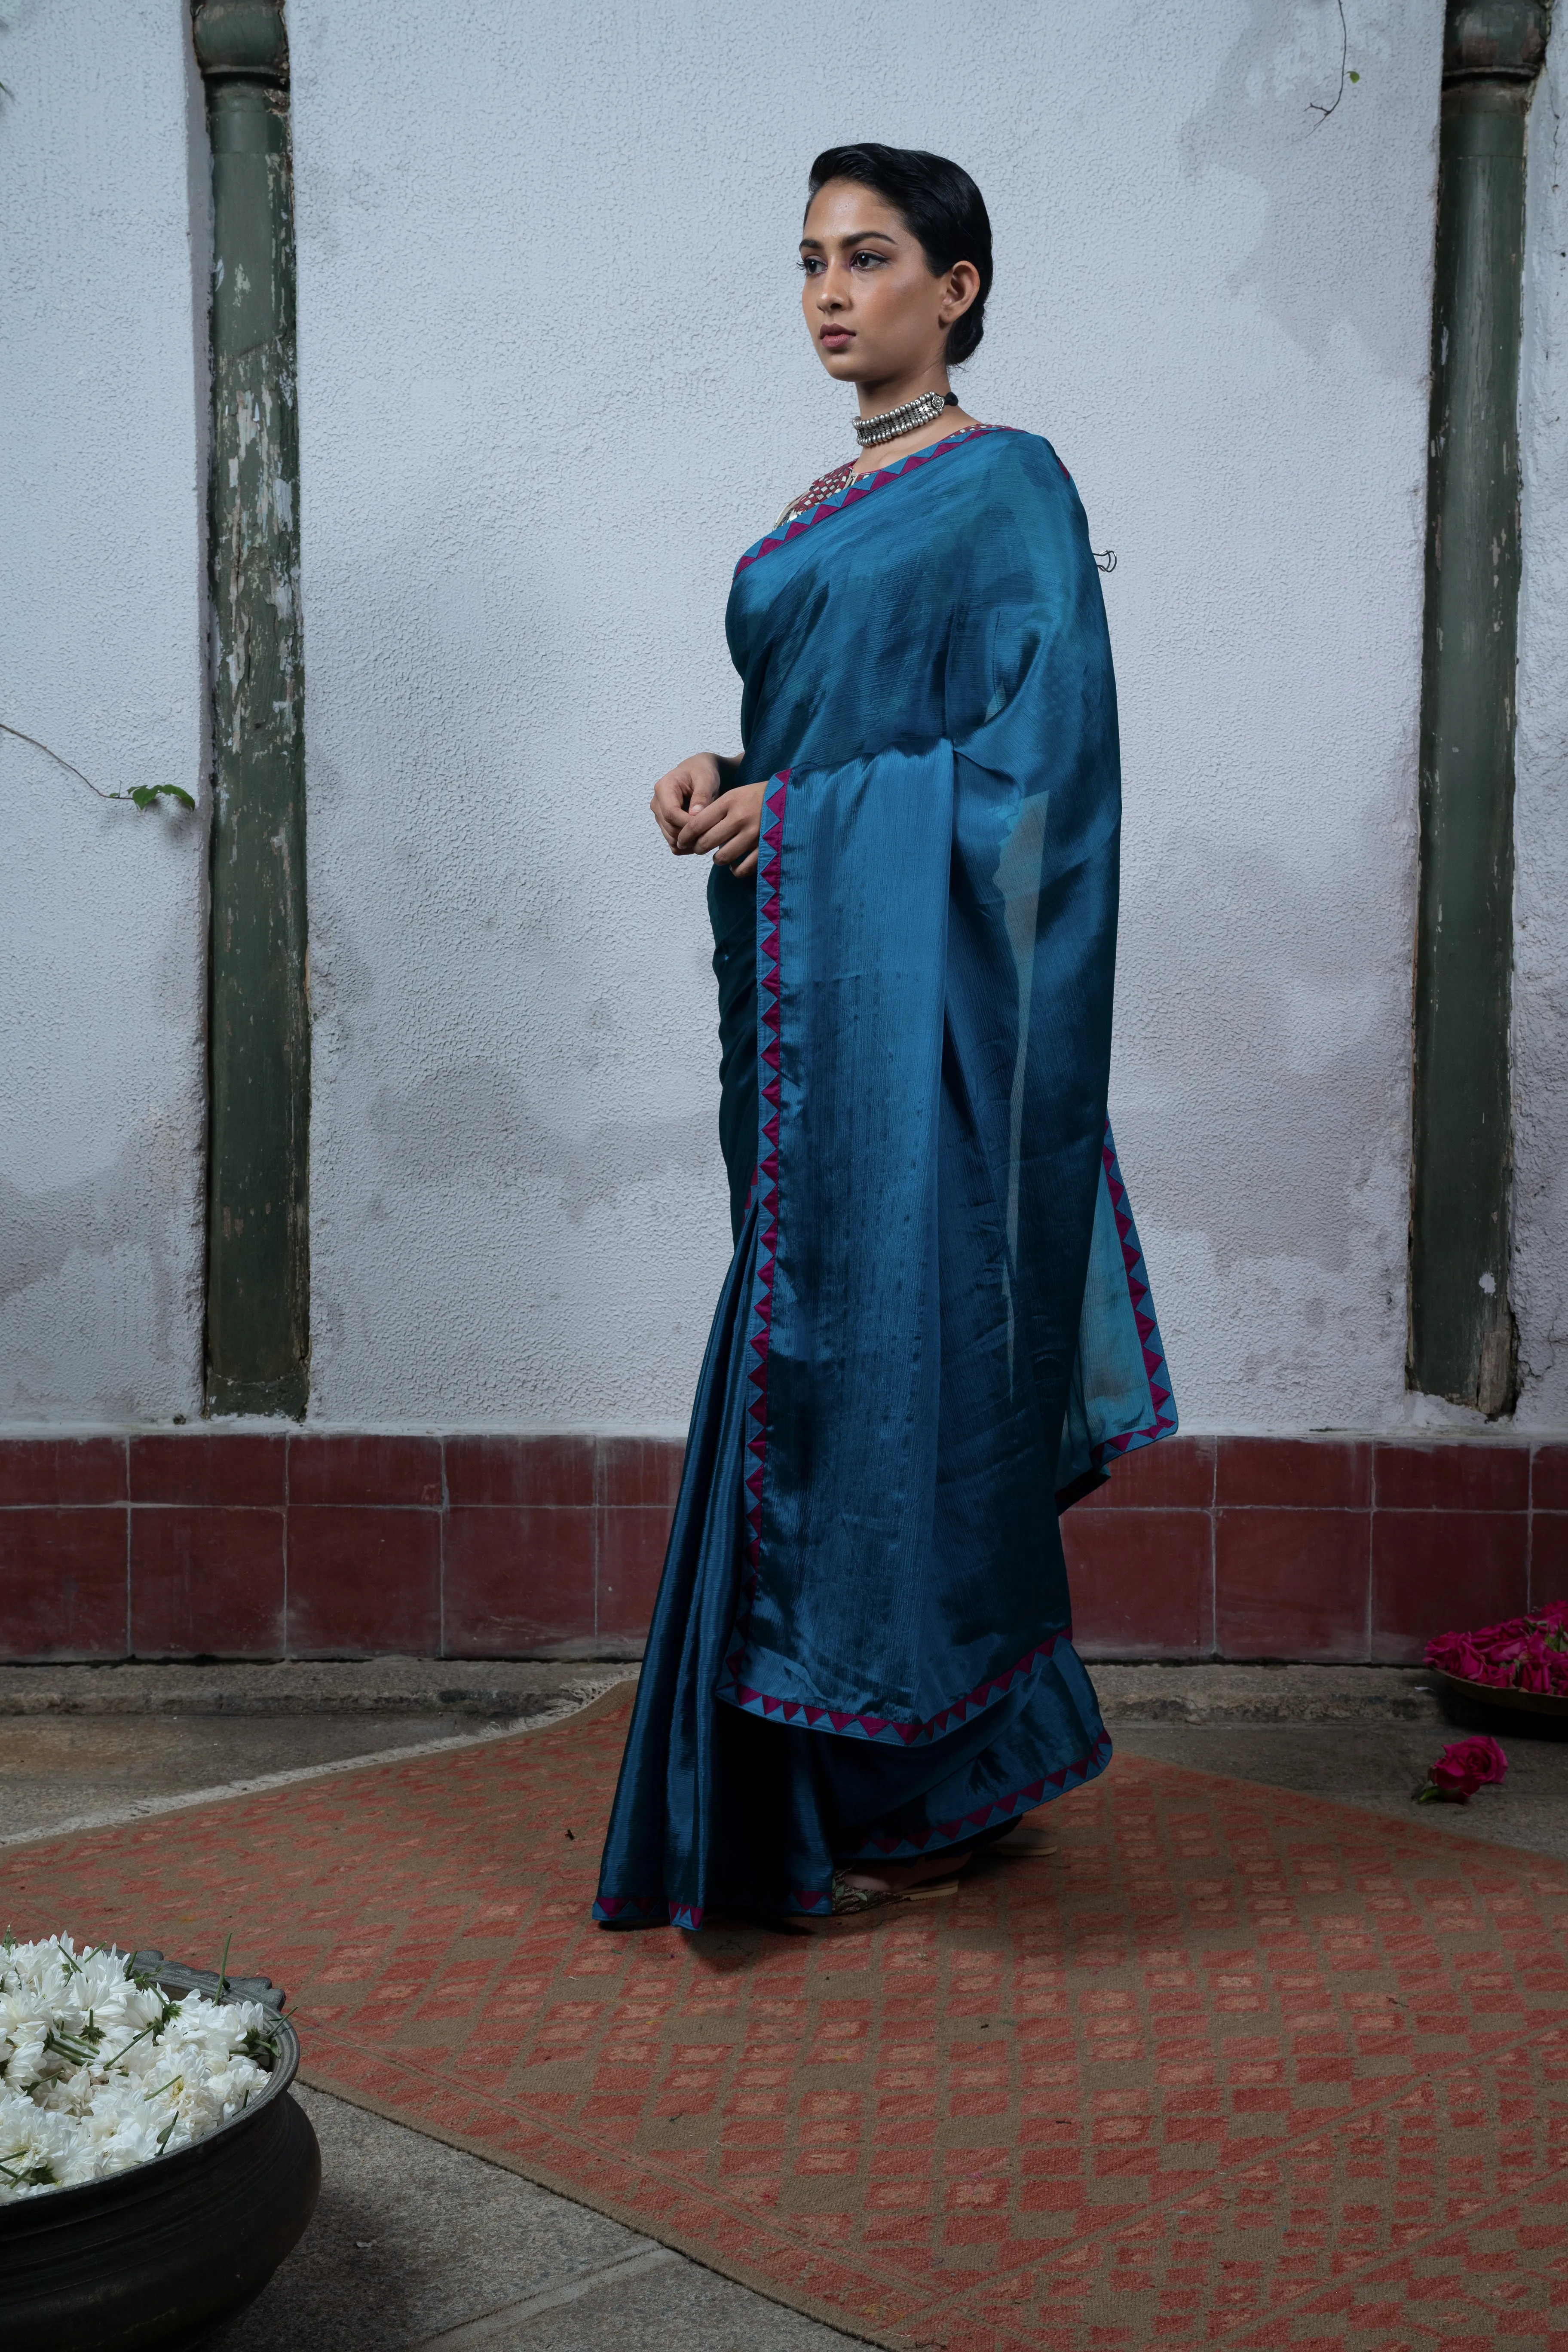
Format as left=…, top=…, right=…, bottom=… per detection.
left=0, top=3, right=208, bottom=1425
left=291, top=0, right=1461, bottom=1436
left=1513, top=25, right=1568, bottom=1428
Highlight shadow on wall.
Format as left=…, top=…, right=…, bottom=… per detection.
left=1118, top=812, right=1412, bottom=1276
left=1179, top=0, right=1436, bottom=385
left=368, top=1058, right=717, bottom=1222
left=0, top=1128, right=202, bottom=1421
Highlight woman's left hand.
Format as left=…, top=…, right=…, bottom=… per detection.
left=676, top=781, right=768, bottom=879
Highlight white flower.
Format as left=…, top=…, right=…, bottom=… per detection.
left=0, top=1936, right=277, bottom=2199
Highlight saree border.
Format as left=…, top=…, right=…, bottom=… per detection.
left=718, top=1628, right=1080, bottom=1749
left=592, top=1731, right=1112, bottom=1928
left=1088, top=1129, right=1179, bottom=1468
left=594, top=1881, right=836, bottom=1932
left=732, top=423, right=1011, bottom=580
left=738, top=770, right=790, bottom=1623
left=841, top=1729, right=1113, bottom=1860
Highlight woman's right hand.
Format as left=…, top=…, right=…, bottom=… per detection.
left=650, top=753, right=735, bottom=852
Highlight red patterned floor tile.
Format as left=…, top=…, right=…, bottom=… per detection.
left=11, top=1695, right=1568, bottom=2352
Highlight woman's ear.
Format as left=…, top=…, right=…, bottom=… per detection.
left=939, top=259, right=981, bottom=328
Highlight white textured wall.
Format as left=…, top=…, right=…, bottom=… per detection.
left=292, top=0, right=1451, bottom=1435
left=1514, top=28, right=1568, bottom=1427
left=7, top=2, right=1562, bottom=1445
left=0, top=2, right=208, bottom=1424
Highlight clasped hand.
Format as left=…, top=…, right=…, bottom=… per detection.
left=649, top=753, right=767, bottom=881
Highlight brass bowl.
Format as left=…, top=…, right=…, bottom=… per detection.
left=1434, top=1670, right=1568, bottom=1719
left=0, top=1951, right=320, bottom=2352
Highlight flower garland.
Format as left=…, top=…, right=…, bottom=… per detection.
left=0, top=1934, right=277, bottom=2200
left=1425, top=1599, right=1568, bottom=1695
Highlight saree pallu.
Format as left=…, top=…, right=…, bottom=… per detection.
left=596, top=427, right=1175, bottom=1930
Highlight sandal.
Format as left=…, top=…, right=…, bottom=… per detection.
left=988, top=1826, right=1057, bottom=1858
left=830, top=1873, right=906, bottom=1915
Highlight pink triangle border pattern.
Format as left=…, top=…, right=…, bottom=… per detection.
left=594, top=1880, right=837, bottom=1930
left=841, top=1731, right=1114, bottom=1861
left=732, top=424, right=1008, bottom=580
left=735, top=769, right=790, bottom=1666
left=1089, top=1126, right=1179, bottom=1470
left=718, top=1630, right=1079, bottom=1750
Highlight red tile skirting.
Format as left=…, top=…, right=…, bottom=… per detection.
left=131, top=1432, right=285, bottom=1508
left=1081, top=1435, right=1215, bottom=1510
left=0, top=1430, right=1560, bottom=1664
left=0, top=1437, right=127, bottom=1508
left=1216, top=1436, right=1371, bottom=1511
left=1214, top=1506, right=1370, bottom=1661
left=596, top=1504, right=673, bottom=1641
left=288, top=1434, right=442, bottom=1509
left=130, top=1506, right=286, bottom=1660
left=1530, top=1513, right=1568, bottom=1607
left=1531, top=1446, right=1568, bottom=1511
left=1065, top=1509, right=1212, bottom=1657
left=1373, top=1441, right=1530, bottom=1513
left=0, top=1508, right=128, bottom=1658
left=444, top=1505, right=595, bottom=1656
left=1369, top=1510, right=1529, bottom=1663
left=445, top=1435, right=594, bottom=1509
left=286, top=1505, right=441, bottom=1657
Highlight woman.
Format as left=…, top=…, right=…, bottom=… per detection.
left=595, top=144, right=1175, bottom=1932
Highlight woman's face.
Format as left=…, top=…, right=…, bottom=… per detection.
left=799, top=179, right=977, bottom=387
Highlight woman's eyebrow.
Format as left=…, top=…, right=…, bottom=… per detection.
left=799, top=228, right=899, bottom=251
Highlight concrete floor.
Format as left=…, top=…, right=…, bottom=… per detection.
left=4, top=1664, right=1564, bottom=2347
left=1116, top=1716, right=1568, bottom=1861
left=219, top=2083, right=849, bottom=2352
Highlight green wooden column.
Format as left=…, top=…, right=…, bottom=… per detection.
left=1409, top=0, right=1548, bottom=1418
left=193, top=0, right=309, bottom=1417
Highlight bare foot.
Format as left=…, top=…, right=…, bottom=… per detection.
left=836, top=1848, right=972, bottom=1898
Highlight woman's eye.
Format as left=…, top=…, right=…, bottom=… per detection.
left=798, top=257, right=822, bottom=275
left=849, top=251, right=885, bottom=270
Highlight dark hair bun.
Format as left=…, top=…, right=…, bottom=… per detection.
left=807, top=143, right=992, bottom=365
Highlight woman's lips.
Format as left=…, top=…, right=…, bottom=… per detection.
left=820, top=328, right=854, bottom=349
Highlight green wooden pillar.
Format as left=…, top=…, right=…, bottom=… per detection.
left=193, top=0, right=309, bottom=1417
left=1409, top=0, right=1548, bottom=1418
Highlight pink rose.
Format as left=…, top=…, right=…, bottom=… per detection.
left=1417, top=1735, right=1508, bottom=1804
left=1425, top=1608, right=1568, bottom=1691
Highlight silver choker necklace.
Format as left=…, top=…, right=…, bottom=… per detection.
left=853, top=389, right=957, bottom=447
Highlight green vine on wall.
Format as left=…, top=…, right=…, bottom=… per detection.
left=0, top=722, right=196, bottom=813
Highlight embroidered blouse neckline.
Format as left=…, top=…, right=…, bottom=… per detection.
left=739, top=425, right=1002, bottom=578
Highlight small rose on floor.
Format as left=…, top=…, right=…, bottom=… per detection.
left=1415, top=1735, right=1508, bottom=1804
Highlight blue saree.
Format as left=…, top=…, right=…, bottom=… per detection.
left=596, top=426, right=1175, bottom=1930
